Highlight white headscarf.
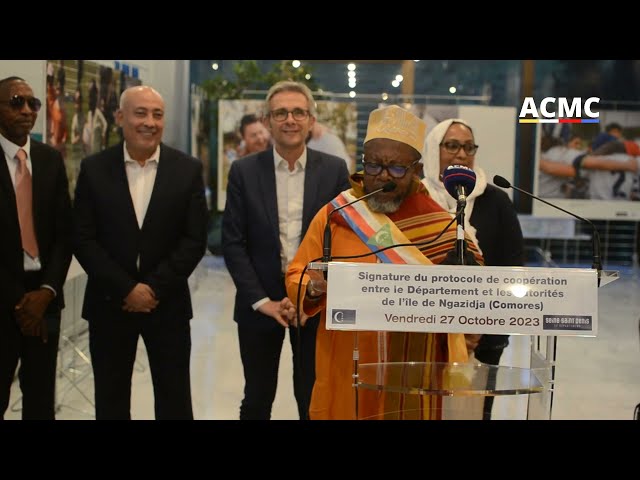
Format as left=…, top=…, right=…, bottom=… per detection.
left=422, top=118, right=487, bottom=254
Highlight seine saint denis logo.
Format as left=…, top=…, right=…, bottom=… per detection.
left=518, top=97, right=600, bottom=124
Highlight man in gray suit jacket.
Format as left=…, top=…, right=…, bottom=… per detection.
left=73, top=86, right=208, bottom=420
left=222, top=81, right=350, bottom=420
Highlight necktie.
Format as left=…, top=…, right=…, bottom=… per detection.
left=15, top=148, right=39, bottom=258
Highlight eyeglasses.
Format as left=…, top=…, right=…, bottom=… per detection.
left=362, top=159, right=420, bottom=179
left=440, top=140, right=479, bottom=156
left=0, top=95, right=42, bottom=112
left=269, top=108, right=310, bottom=122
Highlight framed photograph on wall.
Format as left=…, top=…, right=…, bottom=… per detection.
left=216, top=99, right=357, bottom=211
left=532, top=110, right=640, bottom=220
left=45, top=60, right=142, bottom=199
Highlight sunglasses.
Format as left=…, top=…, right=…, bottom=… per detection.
left=0, top=95, right=42, bottom=112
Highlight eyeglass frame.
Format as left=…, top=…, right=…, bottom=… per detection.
left=362, top=157, right=421, bottom=179
left=439, top=140, right=479, bottom=156
left=0, top=95, right=42, bottom=112
left=268, top=108, right=310, bottom=122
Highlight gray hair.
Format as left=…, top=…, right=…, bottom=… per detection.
left=265, top=80, right=317, bottom=117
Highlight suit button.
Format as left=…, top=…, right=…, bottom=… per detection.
left=105, top=295, right=111, bottom=301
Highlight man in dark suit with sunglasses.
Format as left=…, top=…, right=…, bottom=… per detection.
left=0, top=76, right=73, bottom=419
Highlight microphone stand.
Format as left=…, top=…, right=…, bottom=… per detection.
left=493, top=175, right=603, bottom=286
left=455, top=200, right=467, bottom=265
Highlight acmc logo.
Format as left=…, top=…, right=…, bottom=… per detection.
left=518, top=97, right=600, bottom=124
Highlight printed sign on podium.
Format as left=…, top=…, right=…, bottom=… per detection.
left=325, top=262, right=598, bottom=336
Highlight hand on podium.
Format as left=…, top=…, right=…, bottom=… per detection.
left=306, top=269, right=327, bottom=298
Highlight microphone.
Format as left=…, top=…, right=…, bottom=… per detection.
left=442, top=165, right=476, bottom=207
left=441, top=165, right=476, bottom=264
left=322, top=181, right=397, bottom=262
left=493, top=175, right=603, bottom=277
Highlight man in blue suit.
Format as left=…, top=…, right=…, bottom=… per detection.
left=222, top=81, right=350, bottom=420
left=73, top=85, right=208, bottom=420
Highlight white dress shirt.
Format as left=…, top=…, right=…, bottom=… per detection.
left=123, top=142, right=160, bottom=268
left=0, top=133, right=41, bottom=272
left=1, top=133, right=58, bottom=296
left=251, top=147, right=306, bottom=311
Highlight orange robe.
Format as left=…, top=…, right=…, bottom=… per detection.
left=286, top=179, right=482, bottom=420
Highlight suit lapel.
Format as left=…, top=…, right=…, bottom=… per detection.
left=257, top=150, right=279, bottom=241
left=0, top=144, right=23, bottom=267
left=302, top=149, right=320, bottom=233
left=110, top=144, right=140, bottom=230
left=0, top=144, right=17, bottom=211
left=141, top=144, right=171, bottom=231
left=30, top=143, right=47, bottom=235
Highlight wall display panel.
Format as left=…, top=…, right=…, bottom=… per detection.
left=457, top=105, right=517, bottom=192
left=45, top=60, right=142, bottom=198
left=532, top=110, right=640, bottom=220
left=190, top=85, right=212, bottom=209
left=382, top=103, right=517, bottom=199
left=217, top=99, right=357, bottom=211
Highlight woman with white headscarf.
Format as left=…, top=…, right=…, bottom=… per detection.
left=422, top=118, right=524, bottom=419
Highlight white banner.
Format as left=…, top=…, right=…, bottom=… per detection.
left=325, top=263, right=598, bottom=336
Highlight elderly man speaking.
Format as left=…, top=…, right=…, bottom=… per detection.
left=285, top=105, right=483, bottom=420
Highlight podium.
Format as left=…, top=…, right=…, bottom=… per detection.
left=356, top=361, right=549, bottom=420
left=308, top=262, right=616, bottom=420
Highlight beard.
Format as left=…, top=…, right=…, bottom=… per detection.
left=366, top=195, right=404, bottom=213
